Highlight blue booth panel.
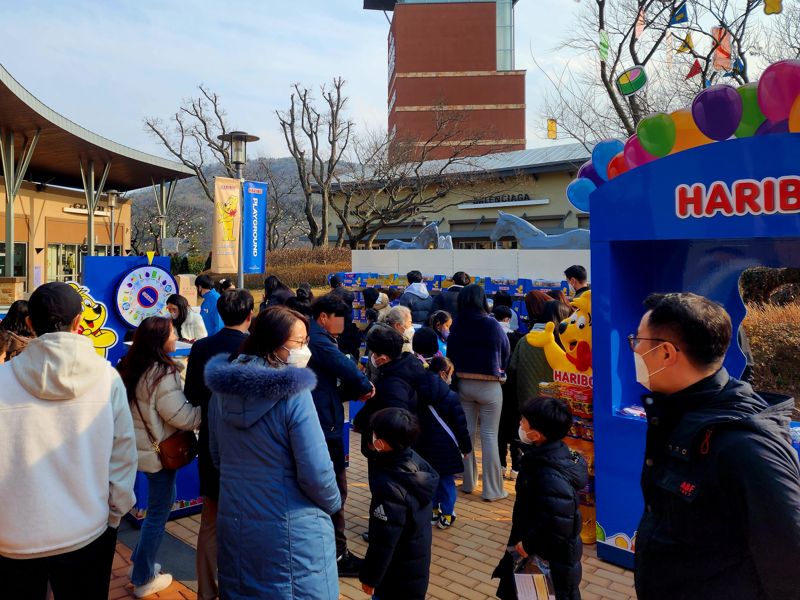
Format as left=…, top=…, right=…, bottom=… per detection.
left=590, top=133, right=800, bottom=568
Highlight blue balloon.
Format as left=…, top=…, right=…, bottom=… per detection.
left=592, top=139, right=625, bottom=181
left=567, top=177, right=596, bottom=213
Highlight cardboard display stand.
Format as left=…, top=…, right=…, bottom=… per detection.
left=590, top=133, right=800, bottom=568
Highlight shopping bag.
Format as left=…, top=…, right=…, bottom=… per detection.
left=508, top=546, right=556, bottom=600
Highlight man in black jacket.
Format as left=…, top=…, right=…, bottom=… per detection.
left=184, top=289, right=253, bottom=600
left=630, top=292, right=800, bottom=600
left=564, top=265, right=590, bottom=298
left=329, top=275, right=361, bottom=357
left=308, top=294, right=374, bottom=576
left=360, top=408, right=439, bottom=600
left=398, top=270, right=433, bottom=324
left=431, top=271, right=470, bottom=318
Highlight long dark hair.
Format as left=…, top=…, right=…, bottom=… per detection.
left=118, top=316, right=178, bottom=403
left=264, top=275, right=290, bottom=298
left=457, top=284, right=490, bottom=314
left=1, top=300, right=33, bottom=337
left=239, top=306, right=309, bottom=367
left=166, top=294, right=189, bottom=338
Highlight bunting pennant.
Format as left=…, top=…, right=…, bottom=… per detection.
left=712, top=26, right=732, bottom=71
left=764, top=0, right=783, bottom=15
left=599, top=29, right=609, bottom=62
left=670, top=2, right=688, bottom=26
left=635, top=8, right=646, bottom=39
left=547, top=119, right=557, bottom=140
left=685, top=59, right=702, bottom=80
left=677, top=32, right=694, bottom=53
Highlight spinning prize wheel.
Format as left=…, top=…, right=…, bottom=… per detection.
left=115, top=263, right=178, bottom=328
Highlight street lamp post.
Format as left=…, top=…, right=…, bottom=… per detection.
left=217, top=131, right=260, bottom=289
left=106, top=190, right=119, bottom=256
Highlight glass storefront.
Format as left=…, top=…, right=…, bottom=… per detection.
left=0, top=242, right=27, bottom=277
left=46, top=244, right=112, bottom=283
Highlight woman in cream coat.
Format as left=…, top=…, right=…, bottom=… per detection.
left=118, top=316, right=200, bottom=598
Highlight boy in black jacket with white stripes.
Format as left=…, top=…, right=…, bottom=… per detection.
left=360, top=408, right=439, bottom=600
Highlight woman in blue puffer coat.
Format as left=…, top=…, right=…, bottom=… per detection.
left=206, top=306, right=341, bottom=600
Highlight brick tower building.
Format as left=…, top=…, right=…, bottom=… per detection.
left=364, top=0, right=526, bottom=159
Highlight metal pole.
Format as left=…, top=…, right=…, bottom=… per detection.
left=237, top=163, right=244, bottom=289
left=0, top=131, right=14, bottom=277
left=87, top=161, right=95, bottom=257
left=109, top=201, right=115, bottom=256
left=160, top=179, right=168, bottom=250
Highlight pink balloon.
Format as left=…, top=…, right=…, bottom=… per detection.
left=623, top=134, right=657, bottom=169
left=757, top=60, right=800, bottom=122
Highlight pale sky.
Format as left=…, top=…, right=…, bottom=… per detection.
left=0, top=0, right=582, bottom=160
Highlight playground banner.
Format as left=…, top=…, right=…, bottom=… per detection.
left=212, top=177, right=242, bottom=273
left=242, top=180, right=268, bottom=273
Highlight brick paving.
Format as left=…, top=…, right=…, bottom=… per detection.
left=116, top=429, right=635, bottom=599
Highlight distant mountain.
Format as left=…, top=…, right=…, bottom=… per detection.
left=129, top=157, right=306, bottom=252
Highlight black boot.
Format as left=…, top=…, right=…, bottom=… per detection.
left=337, top=550, right=365, bottom=577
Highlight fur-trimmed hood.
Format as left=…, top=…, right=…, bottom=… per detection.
left=204, top=354, right=317, bottom=429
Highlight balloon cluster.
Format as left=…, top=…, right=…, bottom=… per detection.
left=566, top=59, right=800, bottom=213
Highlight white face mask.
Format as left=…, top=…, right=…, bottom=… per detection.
left=372, top=434, right=385, bottom=453
left=518, top=425, right=534, bottom=445
left=499, top=321, right=512, bottom=332
left=370, top=354, right=381, bottom=369
left=285, top=344, right=312, bottom=369
left=404, top=326, right=415, bottom=342
left=633, top=344, right=667, bottom=391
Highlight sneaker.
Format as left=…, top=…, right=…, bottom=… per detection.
left=337, top=550, right=365, bottom=577
left=127, top=562, right=161, bottom=581
left=509, top=470, right=519, bottom=481
left=437, top=513, right=456, bottom=529
left=431, top=507, right=441, bottom=524
left=361, top=530, right=370, bottom=543
left=133, top=573, right=173, bottom=598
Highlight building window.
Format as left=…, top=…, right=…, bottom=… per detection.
left=496, top=0, right=514, bottom=71
left=388, top=32, right=396, bottom=81
left=0, top=242, right=27, bottom=277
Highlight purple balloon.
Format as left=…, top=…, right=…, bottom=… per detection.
left=577, top=161, right=605, bottom=187
left=623, top=134, right=656, bottom=169
left=754, top=119, right=790, bottom=136
left=692, top=85, right=743, bottom=141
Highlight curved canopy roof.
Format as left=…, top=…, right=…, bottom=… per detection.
left=0, top=63, right=194, bottom=192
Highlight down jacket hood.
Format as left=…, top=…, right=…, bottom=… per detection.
left=405, top=282, right=430, bottom=299
left=520, top=441, right=590, bottom=491
left=373, top=447, right=439, bottom=505
left=11, top=333, right=111, bottom=400
left=204, top=354, right=317, bottom=429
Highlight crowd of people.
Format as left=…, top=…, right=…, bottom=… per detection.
left=1, top=262, right=799, bottom=600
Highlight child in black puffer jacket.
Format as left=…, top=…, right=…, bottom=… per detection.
left=360, top=408, right=439, bottom=600
left=493, top=397, right=588, bottom=600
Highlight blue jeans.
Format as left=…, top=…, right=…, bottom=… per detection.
left=433, top=474, right=457, bottom=516
left=131, top=469, right=177, bottom=586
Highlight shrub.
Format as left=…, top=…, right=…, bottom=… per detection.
left=206, top=247, right=352, bottom=290
left=741, top=302, right=800, bottom=409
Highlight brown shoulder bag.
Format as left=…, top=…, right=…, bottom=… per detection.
left=133, top=398, right=198, bottom=470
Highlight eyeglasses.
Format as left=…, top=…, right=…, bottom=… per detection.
left=627, top=334, right=680, bottom=352
left=286, top=337, right=310, bottom=346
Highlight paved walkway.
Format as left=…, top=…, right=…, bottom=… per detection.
left=115, top=429, right=635, bottom=599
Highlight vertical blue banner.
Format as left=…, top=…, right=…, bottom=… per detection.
left=242, top=180, right=268, bottom=273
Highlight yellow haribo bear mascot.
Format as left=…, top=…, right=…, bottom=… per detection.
left=69, top=283, right=118, bottom=358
